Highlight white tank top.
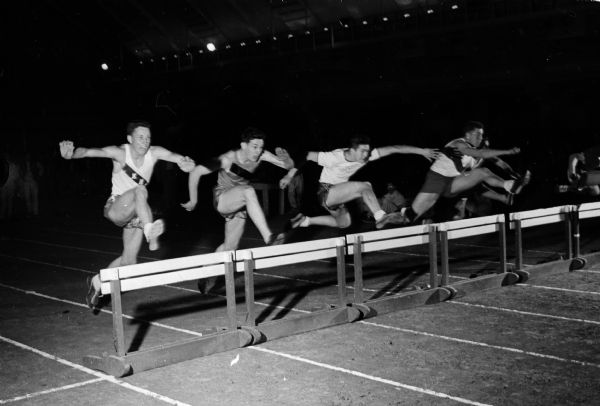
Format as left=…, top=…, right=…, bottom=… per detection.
left=430, top=138, right=481, bottom=177
left=111, top=144, right=157, bottom=196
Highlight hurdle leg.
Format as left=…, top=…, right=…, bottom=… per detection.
left=353, top=236, right=364, bottom=303
left=565, top=211, right=573, bottom=260
left=429, top=225, right=438, bottom=288
left=224, top=253, right=238, bottom=331
left=514, top=220, right=523, bottom=270
left=572, top=208, right=581, bottom=258
left=439, top=227, right=449, bottom=286
left=498, top=219, right=507, bottom=273
left=110, top=279, right=126, bottom=357
left=336, top=239, right=347, bottom=308
left=243, top=257, right=256, bottom=327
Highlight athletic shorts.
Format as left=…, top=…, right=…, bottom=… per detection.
left=317, top=183, right=346, bottom=216
left=420, top=171, right=455, bottom=196
left=103, top=195, right=143, bottom=229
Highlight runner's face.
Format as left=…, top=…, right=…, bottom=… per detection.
left=352, top=144, right=371, bottom=162
left=242, top=138, right=264, bottom=161
left=466, top=128, right=484, bottom=148
left=128, top=127, right=151, bottom=153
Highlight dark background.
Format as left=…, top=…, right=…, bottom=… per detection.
left=1, top=0, right=599, bottom=218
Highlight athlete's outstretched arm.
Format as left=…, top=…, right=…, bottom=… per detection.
left=181, top=153, right=230, bottom=211
left=151, top=146, right=195, bottom=172
left=376, top=145, right=440, bottom=161
left=456, top=142, right=520, bottom=160
left=59, top=140, right=121, bottom=160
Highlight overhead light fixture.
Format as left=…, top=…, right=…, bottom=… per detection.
left=225, top=44, right=231, bottom=49
left=100, top=63, right=109, bottom=71
left=324, top=27, right=329, bottom=31
left=403, top=13, right=411, bottom=18
left=451, top=4, right=459, bottom=10
left=139, top=60, right=143, bottom=65
left=240, top=41, right=246, bottom=47
left=173, top=54, right=178, bottom=58
left=362, top=20, right=368, bottom=25
left=427, top=9, right=434, bottom=14
left=161, top=56, right=166, bottom=60
left=288, top=33, right=294, bottom=38
left=255, top=39, right=261, bottom=44
left=272, top=35, right=277, bottom=40
left=305, top=30, right=310, bottom=35
left=382, top=16, right=389, bottom=22
left=206, top=43, right=216, bottom=52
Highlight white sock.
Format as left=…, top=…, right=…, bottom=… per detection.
left=503, top=180, right=515, bottom=192
left=373, top=210, right=386, bottom=221
left=300, top=217, right=310, bottom=227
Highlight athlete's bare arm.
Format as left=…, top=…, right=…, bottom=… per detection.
left=150, top=146, right=195, bottom=172
left=454, top=140, right=520, bottom=160
left=376, top=145, right=440, bottom=161
left=181, top=151, right=232, bottom=211
left=59, top=140, right=123, bottom=161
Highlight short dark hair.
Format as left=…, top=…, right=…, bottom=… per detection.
left=463, top=121, right=484, bottom=134
left=126, top=120, right=152, bottom=135
left=241, top=127, right=266, bottom=143
left=349, top=134, right=371, bottom=149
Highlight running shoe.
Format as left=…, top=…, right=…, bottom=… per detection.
left=375, top=212, right=407, bottom=229
left=510, top=170, right=532, bottom=195
left=85, top=276, right=101, bottom=310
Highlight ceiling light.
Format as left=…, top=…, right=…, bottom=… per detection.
left=206, top=43, right=216, bottom=52
left=403, top=13, right=411, bottom=18
left=427, top=9, right=434, bottom=14
left=362, top=20, right=368, bottom=25
left=382, top=16, right=389, bottom=22
left=100, top=63, right=109, bottom=71
left=451, top=5, right=459, bottom=10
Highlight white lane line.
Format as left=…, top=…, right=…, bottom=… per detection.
left=6, top=238, right=157, bottom=261
left=448, top=301, right=600, bottom=325
left=520, top=284, right=600, bottom=296
left=250, top=346, right=492, bottom=406
left=0, top=335, right=191, bottom=406
left=575, top=269, right=600, bottom=275
left=360, top=321, right=600, bottom=369
left=38, top=227, right=214, bottom=251
left=0, top=283, right=203, bottom=338
left=0, top=254, right=95, bottom=274
left=0, top=378, right=103, bottom=404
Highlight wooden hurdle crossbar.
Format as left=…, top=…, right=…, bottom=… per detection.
left=83, top=250, right=256, bottom=377
left=234, top=237, right=363, bottom=343
left=509, top=205, right=574, bottom=270
left=436, top=214, right=519, bottom=296
left=345, top=224, right=454, bottom=316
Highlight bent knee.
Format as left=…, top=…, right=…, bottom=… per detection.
left=133, top=185, right=149, bottom=199
left=336, top=216, right=352, bottom=229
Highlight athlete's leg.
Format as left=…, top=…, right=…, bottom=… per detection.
left=410, top=192, right=441, bottom=219
left=87, top=227, right=143, bottom=310
left=305, top=207, right=352, bottom=229
left=217, top=185, right=274, bottom=244
left=480, top=189, right=511, bottom=204
left=325, top=181, right=382, bottom=215
left=216, top=216, right=246, bottom=252
left=106, top=186, right=163, bottom=250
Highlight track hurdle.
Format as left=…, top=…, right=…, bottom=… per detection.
left=437, top=214, right=519, bottom=297
left=83, top=251, right=254, bottom=377
left=346, top=224, right=452, bottom=317
left=571, top=201, right=600, bottom=268
left=235, top=237, right=362, bottom=343
left=509, top=205, right=585, bottom=281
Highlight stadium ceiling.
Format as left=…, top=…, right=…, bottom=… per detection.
left=2, top=1, right=594, bottom=71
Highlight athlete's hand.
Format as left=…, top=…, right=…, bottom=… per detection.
left=567, top=168, right=581, bottom=183
left=275, top=147, right=293, bottom=168
left=180, top=201, right=197, bottom=211
left=59, top=141, right=74, bottom=159
left=178, top=156, right=196, bottom=173
left=509, top=147, right=521, bottom=155
left=279, top=175, right=292, bottom=189
left=422, top=148, right=441, bottom=162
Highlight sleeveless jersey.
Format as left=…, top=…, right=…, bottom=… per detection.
left=111, top=144, right=157, bottom=196
left=430, top=138, right=481, bottom=177
left=215, top=150, right=261, bottom=193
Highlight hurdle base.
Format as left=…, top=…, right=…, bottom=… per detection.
left=256, top=306, right=359, bottom=342
left=83, top=329, right=253, bottom=377
left=514, top=251, right=600, bottom=281
left=358, top=287, right=452, bottom=317
left=447, top=272, right=520, bottom=297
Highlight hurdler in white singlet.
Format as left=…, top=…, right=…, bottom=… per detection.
left=111, top=144, right=157, bottom=196
left=430, top=137, right=482, bottom=177
left=317, top=148, right=381, bottom=185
